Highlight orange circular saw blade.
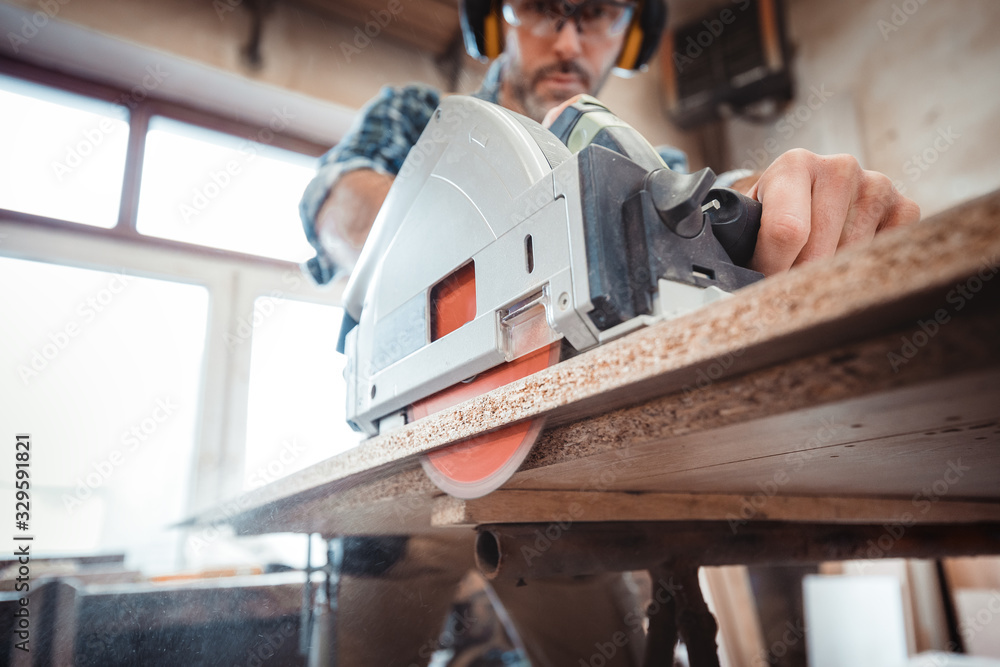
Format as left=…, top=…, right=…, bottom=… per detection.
left=412, top=342, right=561, bottom=499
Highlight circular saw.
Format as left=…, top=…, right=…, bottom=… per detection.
left=339, top=96, right=763, bottom=498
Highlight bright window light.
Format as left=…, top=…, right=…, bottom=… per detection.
left=137, top=116, right=318, bottom=262
left=0, top=257, right=209, bottom=574
left=0, top=74, right=129, bottom=227
left=243, top=297, right=363, bottom=490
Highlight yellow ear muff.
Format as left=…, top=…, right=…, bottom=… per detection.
left=484, top=10, right=503, bottom=59
left=616, top=22, right=644, bottom=70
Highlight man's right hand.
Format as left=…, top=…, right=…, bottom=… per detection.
left=541, top=94, right=586, bottom=129
left=315, top=169, right=395, bottom=274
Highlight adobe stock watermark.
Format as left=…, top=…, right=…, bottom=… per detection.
left=340, top=0, right=408, bottom=63
left=6, top=0, right=70, bottom=54
left=520, top=444, right=634, bottom=567
left=224, top=270, right=304, bottom=349
left=671, top=0, right=752, bottom=74
left=213, top=0, right=242, bottom=20
left=855, top=458, right=969, bottom=572
left=51, top=65, right=170, bottom=182
left=407, top=605, right=478, bottom=667
left=887, top=254, right=997, bottom=372
left=751, top=619, right=807, bottom=667
left=958, top=591, right=1000, bottom=649
left=188, top=506, right=244, bottom=553
left=397, top=99, right=475, bottom=180
left=17, top=270, right=134, bottom=385
left=577, top=576, right=682, bottom=667
left=911, top=592, right=1000, bottom=663
left=61, top=397, right=179, bottom=512
left=894, top=126, right=960, bottom=196
left=508, top=164, right=578, bottom=229
left=738, top=85, right=835, bottom=172
left=187, top=438, right=307, bottom=550
left=237, top=620, right=296, bottom=667
left=179, top=107, right=295, bottom=222
left=245, top=438, right=307, bottom=489
left=877, top=0, right=929, bottom=41
left=727, top=417, right=842, bottom=533
left=519, top=501, right=585, bottom=567
left=681, top=288, right=795, bottom=396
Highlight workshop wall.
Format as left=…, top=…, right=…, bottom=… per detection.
left=5, top=0, right=448, bottom=109
left=1, top=0, right=700, bottom=160
left=721, top=0, right=1000, bottom=217
left=6, top=0, right=995, bottom=211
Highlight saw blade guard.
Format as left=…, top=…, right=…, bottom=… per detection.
left=343, top=96, right=587, bottom=437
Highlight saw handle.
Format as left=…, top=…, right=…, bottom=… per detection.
left=549, top=96, right=763, bottom=267
left=546, top=95, right=666, bottom=173
left=703, top=187, right=762, bottom=268
left=546, top=95, right=603, bottom=143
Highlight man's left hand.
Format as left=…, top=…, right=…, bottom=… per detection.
left=740, top=149, right=921, bottom=276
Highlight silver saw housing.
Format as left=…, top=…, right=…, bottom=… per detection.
left=342, top=96, right=762, bottom=437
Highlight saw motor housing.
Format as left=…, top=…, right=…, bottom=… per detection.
left=342, top=96, right=761, bottom=437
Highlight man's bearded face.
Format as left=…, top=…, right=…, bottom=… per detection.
left=501, top=11, right=625, bottom=122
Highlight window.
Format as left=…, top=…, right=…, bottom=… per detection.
left=0, top=74, right=130, bottom=227
left=137, top=116, right=318, bottom=262
left=0, top=257, right=209, bottom=573
left=244, top=297, right=363, bottom=491
left=0, top=65, right=346, bottom=575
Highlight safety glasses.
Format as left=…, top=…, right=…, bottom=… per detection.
left=502, top=0, right=637, bottom=40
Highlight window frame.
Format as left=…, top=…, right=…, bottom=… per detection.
left=0, top=56, right=343, bottom=525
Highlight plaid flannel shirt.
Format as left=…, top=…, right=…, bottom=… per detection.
left=299, top=57, right=700, bottom=285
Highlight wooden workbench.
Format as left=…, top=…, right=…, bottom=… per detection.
left=193, top=190, right=1000, bottom=548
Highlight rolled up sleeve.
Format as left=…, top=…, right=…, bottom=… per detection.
left=299, top=84, right=441, bottom=284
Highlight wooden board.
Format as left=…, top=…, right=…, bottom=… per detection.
left=431, top=491, right=1000, bottom=528
left=193, top=189, right=1000, bottom=537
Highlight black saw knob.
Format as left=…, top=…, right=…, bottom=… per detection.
left=645, top=167, right=716, bottom=239
left=703, top=187, right=762, bottom=268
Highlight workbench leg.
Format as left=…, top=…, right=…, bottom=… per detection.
left=675, top=566, right=720, bottom=667
left=643, top=567, right=679, bottom=667
left=304, top=537, right=344, bottom=667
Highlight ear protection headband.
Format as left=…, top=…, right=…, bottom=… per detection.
left=459, top=0, right=667, bottom=73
